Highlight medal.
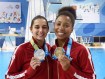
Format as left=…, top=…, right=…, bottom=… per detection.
left=34, top=49, right=45, bottom=61
left=30, top=38, right=50, bottom=61
left=52, top=38, right=73, bottom=60
left=54, top=47, right=65, bottom=58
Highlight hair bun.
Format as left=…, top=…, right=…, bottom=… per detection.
left=58, top=6, right=76, bottom=19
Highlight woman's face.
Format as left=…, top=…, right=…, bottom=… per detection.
left=30, top=18, right=49, bottom=41
left=54, top=15, right=73, bottom=40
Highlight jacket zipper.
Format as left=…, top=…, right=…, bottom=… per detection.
left=57, top=62, right=59, bottom=79
left=46, top=57, right=49, bottom=79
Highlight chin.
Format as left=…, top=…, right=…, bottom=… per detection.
left=57, top=37, right=64, bottom=39
left=57, top=36, right=67, bottom=40
left=37, top=38, right=44, bottom=41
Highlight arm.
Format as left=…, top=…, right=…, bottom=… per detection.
left=59, top=47, right=96, bottom=79
left=5, top=46, right=38, bottom=79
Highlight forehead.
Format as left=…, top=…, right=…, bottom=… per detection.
left=34, top=18, right=47, bottom=24
left=56, top=15, right=71, bottom=22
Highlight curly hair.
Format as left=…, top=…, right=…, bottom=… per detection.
left=58, top=6, right=76, bottom=19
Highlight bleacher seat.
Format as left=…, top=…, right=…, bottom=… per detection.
left=0, top=37, right=5, bottom=50
left=15, top=37, right=25, bottom=46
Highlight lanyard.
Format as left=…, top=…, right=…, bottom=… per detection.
left=30, top=38, right=49, bottom=56
left=66, top=37, right=72, bottom=60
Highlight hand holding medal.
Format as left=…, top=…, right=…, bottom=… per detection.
left=54, top=47, right=71, bottom=71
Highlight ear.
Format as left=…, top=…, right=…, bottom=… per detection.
left=47, top=28, right=49, bottom=33
left=71, top=28, right=73, bottom=32
left=70, top=27, right=73, bottom=34
left=30, top=27, right=32, bottom=32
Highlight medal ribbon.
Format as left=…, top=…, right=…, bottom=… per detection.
left=66, top=37, right=72, bottom=60
left=30, top=38, right=49, bottom=56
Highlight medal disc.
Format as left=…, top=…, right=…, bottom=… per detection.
left=54, top=47, right=65, bottom=58
left=34, top=49, right=45, bottom=60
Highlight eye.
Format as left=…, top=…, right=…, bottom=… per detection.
left=42, top=25, right=48, bottom=29
left=34, top=25, right=39, bottom=29
left=64, top=24, right=69, bottom=28
left=55, top=22, right=61, bottom=26
left=57, top=23, right=61, bottom=26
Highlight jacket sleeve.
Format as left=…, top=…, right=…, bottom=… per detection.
left=64, top=47, right=96, bottom=79
left=5, top=46, right=36, bottom=79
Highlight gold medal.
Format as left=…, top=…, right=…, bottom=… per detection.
left=34, top=49, right=45, bottom=60
left=54, top=47, right=65, bottom=58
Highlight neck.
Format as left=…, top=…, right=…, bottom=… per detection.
left=36, top=40, right=44, bottom=47
left=32, top=37, right=45, bottom=48
left=57, top=38, right=67, bottom=47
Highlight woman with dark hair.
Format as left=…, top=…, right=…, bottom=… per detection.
left=5, top=15, right=52, bottom=79
left=51, top=6, right=96, bottom=79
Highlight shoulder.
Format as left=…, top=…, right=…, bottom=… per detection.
left=46, top=43, right=51, bottom=47
left=14, top=42, right=32, bottom=55
left=72, top=41, right=90, bottom=57
left=16, top=42, right=31, bottom=50
left=72, top=41, right=87, bottom=49
left=72, top=41, right=89, bottom=54
left=50, top=45, right=56, bottom=54
left=51, top=45, right=56, bottom=49
left=46, top=43, right=51, bottom=51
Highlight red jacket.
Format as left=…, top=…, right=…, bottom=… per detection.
left=5, top=39, right=52, bottom=79
left=51, top=38, right=96, bottom=79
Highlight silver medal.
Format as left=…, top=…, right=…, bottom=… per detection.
left=34, top=49, right=45, bottom=60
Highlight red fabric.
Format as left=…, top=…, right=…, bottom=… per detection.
left=51, top=38, right=96, bottom=79
left=5, top=38, right=52, bottom=79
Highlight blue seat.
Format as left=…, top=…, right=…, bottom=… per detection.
left=0, top=37, right=5, bottom=50
left=15, top=37, right=25, bottom=46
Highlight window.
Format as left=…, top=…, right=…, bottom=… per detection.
left=94, top=37, right=100, bottom=42
left=100, top=37, right=105, bottom=42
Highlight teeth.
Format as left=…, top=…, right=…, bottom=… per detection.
left=37, top=33, right=43, bottom=37
left=36, top=33, right=44, bottom=37
left=58, top=33, right=64, bottom=35
left=39, top=34, right=43, bottom=37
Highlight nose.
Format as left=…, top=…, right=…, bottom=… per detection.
left=39, top=27, right=43, bottom=32
left=41, top=27, right=44, bottom=31
left=59, top=25, right=64, bottom=30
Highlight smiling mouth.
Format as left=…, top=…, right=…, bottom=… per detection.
left=57, top=33, right=65, bottom=36
left=37, top=33, right=44, bottom=37
left=39, top=35, right=44, bottom=37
